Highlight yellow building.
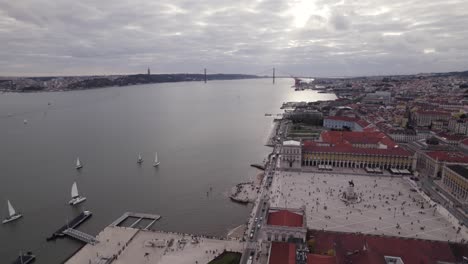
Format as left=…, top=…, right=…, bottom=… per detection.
left=442, top=165, right=468, bottom=204
left=302, top=144, right=415, bottom=170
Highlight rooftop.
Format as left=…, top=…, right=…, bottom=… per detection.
left=308, top=230, right=468, bottom=264
left=319, top=131, right=396, bottom=147
left=283, top=140, right=301, bottom=146
left=267, top=209, right=303, bottom=228
left=426, top=151, right=468, bottom=163
left=269, top=242, right=296, bottom=264
left=306, top=254, right=336, bottom=264
left=447, top=165, right=468, bottom=180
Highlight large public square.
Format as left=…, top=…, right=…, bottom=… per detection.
left=269, top=171, right=467, bottom=242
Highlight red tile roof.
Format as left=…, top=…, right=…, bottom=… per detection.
left=319, top=131, right=397, bottom=148
left=307, top=254, right=336, bottom=264
left=308, top=230, right=464, bottom=264
left=356, top=119, right=370, bottom=128
left=461, top=138, right=468, bottom=146
left=426, top=151, right=468, bottom=163
left=437, top=132, right=467, bottom=142
left=267, top=210, right=303, bottom=227
left=269, top=242, right=296, bottom=264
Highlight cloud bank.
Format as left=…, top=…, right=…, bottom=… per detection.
left=0, top=0, right=467, bottom=76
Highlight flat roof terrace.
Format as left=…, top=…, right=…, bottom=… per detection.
left=269, top=171, right=468, bottom=242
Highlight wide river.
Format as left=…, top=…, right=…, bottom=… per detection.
left=0, top=78, right=336, bottom=263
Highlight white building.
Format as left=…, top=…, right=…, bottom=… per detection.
left=280, top=140, right=301, bottom=170
left=259, top=207, right=307, bottom=243
left=323, top=116, right=368, bottom=131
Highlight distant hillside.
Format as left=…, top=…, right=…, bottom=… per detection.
left=0, top=73, right=261, bottom=92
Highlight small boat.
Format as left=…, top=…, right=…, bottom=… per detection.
left=12, top=251, right=36, bottom=264
left=2, top=200, right=23, bottom=224
left=153, top=152, right=160, bottom=167
left=137, top=154, right=143, bottom=164
left=76, top=157, right=83, bottom=170
left=23, top=119, right=28, bottom=124
left=69, top=182, right=86, bottom=206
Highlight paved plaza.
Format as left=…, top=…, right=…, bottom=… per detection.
left=269, top=171, right=468, bottom=242
left=66, top=226, right=244, bottom=264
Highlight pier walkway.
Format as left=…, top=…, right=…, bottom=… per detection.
left=47, top=211, right=93, bottom=241
left=63, top=228, right=99, bottom=245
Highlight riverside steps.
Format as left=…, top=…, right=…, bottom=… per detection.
left=47, top=211, right=93, bottom=241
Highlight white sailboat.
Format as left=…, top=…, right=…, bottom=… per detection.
left=69, top=182, right=86, bottom=206
left=2, top=200, right=23, bottom=224
left=137, top=153, right=143, bottom=164
left=153, top=152, right=160, bottom=167
left=76, top=157, right=83, bottom=170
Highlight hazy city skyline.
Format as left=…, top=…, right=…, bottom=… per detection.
left=1, top=0, right=467, bottom=77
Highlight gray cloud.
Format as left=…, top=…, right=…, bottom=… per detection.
left=0, top=0, right=467, bottom=76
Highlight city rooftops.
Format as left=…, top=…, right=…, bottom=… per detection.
left=308, top=230, right=468, bottom=264
left=283, top=140, right=300, bottom=146
left=426, top=151, right=468, bottom=163
left=320, top=131, right=397, bottom=148
left=447, top=165, right=468, bottom=180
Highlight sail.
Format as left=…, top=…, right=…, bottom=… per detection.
left=154, top=152, right=158, bottom=164
left=7, top=200, right=16, bottom=216
left=138, top=154, right=142, bottom=160
left=71, top=182, right=79, bottom=198
left=76, top=158, right=81, bottom=167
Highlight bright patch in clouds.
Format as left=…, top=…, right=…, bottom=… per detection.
left=424, top=48, right=436, bottom=54
left=382, top=32, right=403, bottom=36
left=287, top=0, right=330, bottom=28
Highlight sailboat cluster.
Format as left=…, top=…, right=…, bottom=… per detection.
left=137, top=152, right=160, bottom=167
left=3, top=153, right=160, bottom=224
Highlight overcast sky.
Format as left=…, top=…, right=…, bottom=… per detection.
left=1, top=0, right=467, bottom=77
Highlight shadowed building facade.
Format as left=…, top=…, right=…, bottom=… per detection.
left=442, top=165, right=468, bottom=204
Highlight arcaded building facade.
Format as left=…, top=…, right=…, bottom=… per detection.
left=442, top=165, right=468, bottom=204
left=301, top=145, right=415, bottom=170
